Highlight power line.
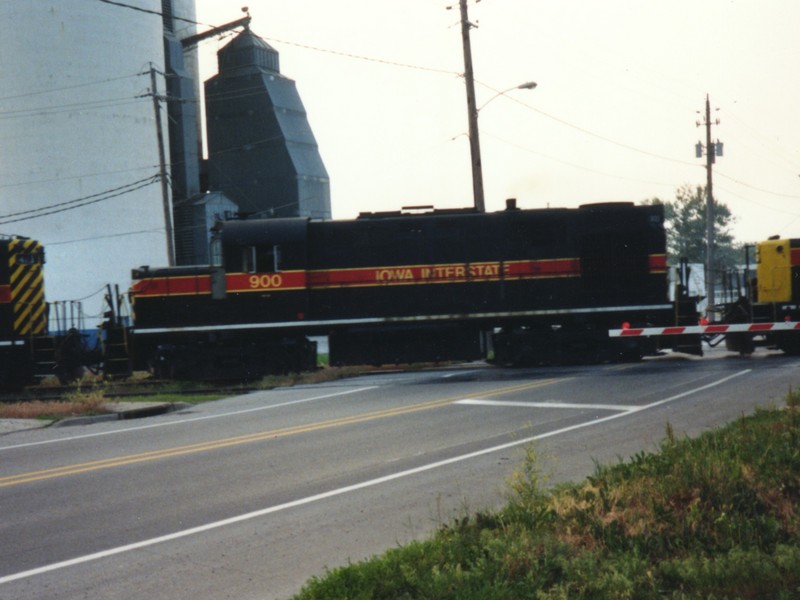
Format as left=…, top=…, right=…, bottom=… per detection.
left=0, top=165, right=160, bottom=191
left=0, top=96, right=147, bottom=121
left=47, top=227, right=167, bottom=247
left=488, top=87, right=697, bottom=168
left=263, top=36, right=457, bottom=77
left=715, top=170, right=800, bottom=199
left=475, top=81, right=800, bottom=200
left=0, top=175, right=159, bottom=225
left=0, top=72, right=148, bottom=104
left=24, top=4, right=800, bottom=226
left=96, top=0, right=201, bottom=26
left=0, top=175, right=157, bottom=219
left=250, top=32, right=698, bottom=170
left=93, top=1, right=800, bottom=211
left=714, top=182, right=800, bottom=217
left=482, top=129, right=689, bottom=190
left=233, top=29, right=703, bottom=172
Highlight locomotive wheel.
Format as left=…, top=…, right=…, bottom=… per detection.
left=725, top=332, right=755, bottom=356
left=775, top=333, right=800, bottom=356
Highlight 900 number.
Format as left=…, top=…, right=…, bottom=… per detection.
left=249, top=274, right=283, bottom=289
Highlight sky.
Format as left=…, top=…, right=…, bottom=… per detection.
left=195, top=0, right=800, bottom=245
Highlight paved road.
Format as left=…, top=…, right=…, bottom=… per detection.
left=0, top=347, right=795, bottom=599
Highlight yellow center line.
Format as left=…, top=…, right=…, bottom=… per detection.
left=0, top=378, right=563, bottom=487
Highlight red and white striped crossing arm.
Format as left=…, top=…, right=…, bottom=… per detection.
left=609, top=321, right=800, bottom=337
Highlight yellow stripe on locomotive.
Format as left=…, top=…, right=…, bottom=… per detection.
left=6, top=238, right=47, bottom=337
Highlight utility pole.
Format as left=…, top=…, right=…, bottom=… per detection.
left=458, top=0, right=485, bottom=212
left=704, top=95, right=715, bottom=318
left=149, top=64, right=175, bottom=266
left=696, top=94, right=722, bottom=319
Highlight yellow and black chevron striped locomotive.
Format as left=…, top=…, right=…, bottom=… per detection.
left=128, top=202, right=701, bottom=380
left=0, top=236, right=47, bottom=388
left=0, top=236, right=108, bottom=388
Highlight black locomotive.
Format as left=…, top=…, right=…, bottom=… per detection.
left=4, top=201, right=720, bottom=388
left=127, top=201, right=698, bottom=379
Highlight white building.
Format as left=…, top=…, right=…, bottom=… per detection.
left=0, top=0, right=197, bottom=304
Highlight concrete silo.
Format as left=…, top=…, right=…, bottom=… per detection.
left=0, top=0, right=197, bottom=302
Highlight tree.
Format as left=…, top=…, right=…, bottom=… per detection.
left=644, top=184, right=743, bottom=269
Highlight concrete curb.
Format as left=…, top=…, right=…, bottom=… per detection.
left=53, top=402, right=192, bottom=427
left=1, top=402, right=193, bottom=434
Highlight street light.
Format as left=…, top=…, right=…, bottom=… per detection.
left=466, top=80, right=537, bottom=212
left=477, top=81, right=538, bottom=112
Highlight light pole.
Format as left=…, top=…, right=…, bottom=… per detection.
left=465, top=81, right=537, bottom=212
left=456, top=0, right=537, bottom=212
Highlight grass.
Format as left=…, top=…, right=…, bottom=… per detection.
left=291, top=393, right=800, bottom=599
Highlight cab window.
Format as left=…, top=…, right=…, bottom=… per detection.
left=227, top=245, right=281, bottom=273
left=210, top=237, right=223, bottom=267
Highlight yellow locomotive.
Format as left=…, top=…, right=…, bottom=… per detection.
left=0, top=237, right=47, bottom=387
left=723, top=237, right=800, bottom=354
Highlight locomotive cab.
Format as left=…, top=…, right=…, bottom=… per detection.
left=755, top=238, right=800, bottom=305
left=0, top=237, right=47, bottom=387
left=752, top=238, right=800, bottom=354
left=129, top=218, right=316, bottom=380
left=214, top=218, right=310, bottom=322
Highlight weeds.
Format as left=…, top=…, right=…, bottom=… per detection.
left=0, top=385, right=108, bottom=420
left=256, top=365, right=372, bottom=389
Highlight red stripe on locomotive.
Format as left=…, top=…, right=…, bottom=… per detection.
left=130, top=271, right=308, bottom=297
left=791, top=247, right=800, bottom=266
left=130, top=275, right=211, bottom=296
left=648, top=254, right=667, bottom=273
left=131, top=253, right=666, bottom=297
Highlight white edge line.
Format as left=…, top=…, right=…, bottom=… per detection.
left=456, top=399, right=638, bottom=412
left=0, top=369, right=750, bottom=586
left=0, top=387, right=378, bottom=452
